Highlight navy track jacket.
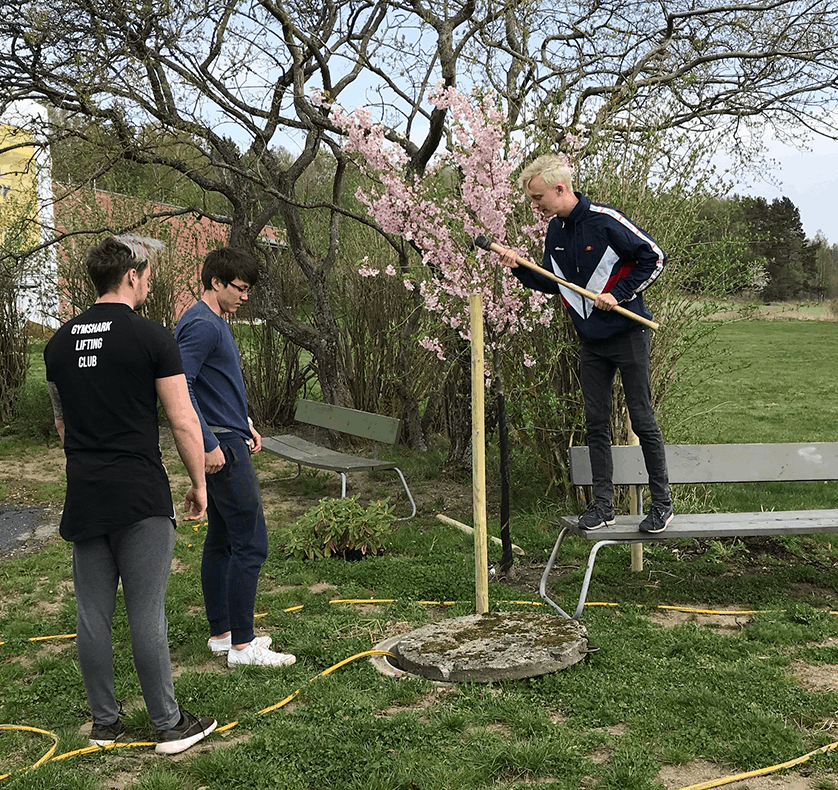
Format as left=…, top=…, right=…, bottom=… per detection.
left=512, top=192, right=667, bottom=342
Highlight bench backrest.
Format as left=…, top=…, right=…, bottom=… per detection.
left=294, top=399, right=402, bottom=445
left=568, top=443, right=838, bottom=486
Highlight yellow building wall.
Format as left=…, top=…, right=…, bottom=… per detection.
left=0, top=123, right=39, bottom=250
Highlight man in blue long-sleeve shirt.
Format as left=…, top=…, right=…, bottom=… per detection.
left=500, top=154, right=673, bottom=534
left=176, top=247, right=296, bottom=667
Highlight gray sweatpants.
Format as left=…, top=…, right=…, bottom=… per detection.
left=72, top=516, right=180, bottom=731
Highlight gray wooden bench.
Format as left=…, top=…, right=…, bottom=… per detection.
left=261, top=399, right=416, bottom=520
left=541, top=442, right=838, bottom=619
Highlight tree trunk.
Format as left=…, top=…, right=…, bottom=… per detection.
left=495, top=363, right=514, bottom=573
left=443, top=346, right=472, bottom=478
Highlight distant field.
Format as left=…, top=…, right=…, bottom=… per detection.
left=670, top=318, right=837, bottom=444
left=706, top=298, right=837, bottom=322
left=666, top=318, right=837, bottom=511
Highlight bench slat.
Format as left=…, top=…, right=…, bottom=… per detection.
left=261, top=435, right=398, bottom=474
left=559, top=509, right=838, bottom=540
left=295, top=400, right=401, bottom=444
left=569, top=443, right=838, bottom=486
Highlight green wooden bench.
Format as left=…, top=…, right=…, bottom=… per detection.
left=541, top=442, right=838, bottom=619
left=262, top=400, right=416, bottom=520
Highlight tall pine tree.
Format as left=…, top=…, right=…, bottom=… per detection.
left=738, top=196, right=816, bottom=301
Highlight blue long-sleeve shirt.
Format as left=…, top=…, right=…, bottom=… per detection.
left=175, top=300, right=250, bottom=452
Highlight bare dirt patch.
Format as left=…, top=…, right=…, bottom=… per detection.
left=708, top=301, right=838, bottom=323
left=170, top=556, right=190, bottom=574
left=647, top=604, right=754, bottom=632
left=103, top=771, right=141, bottom=790
left=790, top=660, right=838, bottom=693
left=496, top=561, right=551, bottom=598
left=0, top=445, right=65, bottom=503
left=657, top=759, right=825, bottom=790
left=309, top=582, right=338, bottom=595
left=172, top=657, right=229, bottom=678
left=373, top=685, right=458, bottom=717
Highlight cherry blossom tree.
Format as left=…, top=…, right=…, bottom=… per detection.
left=334, top=83, right=555, bottom=364
left=335, top=83, right=563, bottom=565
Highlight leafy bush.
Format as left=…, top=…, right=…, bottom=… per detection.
left=7, top=377, right=55, bottom=440
left=284, top=496, right=394, bottom=560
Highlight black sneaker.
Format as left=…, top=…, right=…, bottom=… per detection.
left=578, top=502, right=616, bottom=531
left=639, top=503, right=674, bottom=534
left=89, top=718, right=127, bottom=746
left=155, top=708, right=218, bottom=755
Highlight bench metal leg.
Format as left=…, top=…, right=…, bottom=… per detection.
left=540, top=528, right=626, bottom=620
left=571, top=539, right=626, bottom=620
left=336, top=468, right=417, bottom=521
left=261, top=462, right=303, bottom=485
left=539, top=528, right=572, bottom=618
left=391, top=467, right=417, bottom=521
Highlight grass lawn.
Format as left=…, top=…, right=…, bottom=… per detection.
left=1, top=318, right=838, bottom=790
left=672, top=320, right=838, bottom=444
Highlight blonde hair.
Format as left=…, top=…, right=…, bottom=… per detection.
left=518, top=154, right=573, bottom=191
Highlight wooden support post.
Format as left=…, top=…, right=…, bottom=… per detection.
left=628, top=425, right=644, bottom=572
left=470, top=292, right=489, bottom=614
left=435, top=514, right=525, bottom=555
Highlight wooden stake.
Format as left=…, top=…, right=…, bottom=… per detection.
left=628, top=425, right=644, bottom=572
left=435, top=513, right=525, bottom=555
left=470, top=292, right=489, bottom=614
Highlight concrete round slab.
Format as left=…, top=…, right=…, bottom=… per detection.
left=381, top=611, right=590, bottom=683
left=370, top=635, right=433, bottom=682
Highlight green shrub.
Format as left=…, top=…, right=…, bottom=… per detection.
left=283, top=496, right=394, bottom=560
left=6, top=377, right=55, bottom=440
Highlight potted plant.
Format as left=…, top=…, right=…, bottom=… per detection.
left=284, top=496, right=394, bottom=560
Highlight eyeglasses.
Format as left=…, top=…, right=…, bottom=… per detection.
left=226, top=281, right=250, bottom=295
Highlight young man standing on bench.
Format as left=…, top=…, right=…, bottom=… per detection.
left=177, top=247, right=296, bottom=667
left=499, top=154, right=673, bottom=534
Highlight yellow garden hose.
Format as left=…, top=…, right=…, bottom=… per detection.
left=676, top=740, right=838, bottom=790
left=0, top=724, right=59, bottom=778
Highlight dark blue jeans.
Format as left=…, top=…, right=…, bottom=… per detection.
left=579, top=328, right=670, bottom=508
left=202, top=433, right=269, bottom=645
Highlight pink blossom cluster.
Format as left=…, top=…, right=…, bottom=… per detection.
left=333, top=83, right=555, bottom=363
left=309, top=90, right=331, bottom=108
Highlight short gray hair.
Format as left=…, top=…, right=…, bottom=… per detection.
left=114, top=235, right=165, bottom=263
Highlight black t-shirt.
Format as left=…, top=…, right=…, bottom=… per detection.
left=44, top=302, right=184, bottom=541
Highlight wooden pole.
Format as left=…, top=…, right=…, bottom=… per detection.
left=470, top=292, right=489, bottom=614
left=628, top=425, right=644, bottom=572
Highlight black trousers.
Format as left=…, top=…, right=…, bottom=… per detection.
left=579, top=327, right=671, bottom=508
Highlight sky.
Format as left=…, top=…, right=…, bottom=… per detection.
left=737, top=134, right=838, bottom=244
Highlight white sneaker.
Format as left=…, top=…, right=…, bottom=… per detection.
left=227, top=640, right=297, bottom=668
left=208, top=634, right=271, bottom=654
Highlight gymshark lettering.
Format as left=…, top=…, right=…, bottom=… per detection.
left=71, top=321, right=112, bottom=334
left=71, top=321, right=112, bottom=367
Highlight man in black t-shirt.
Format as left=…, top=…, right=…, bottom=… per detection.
left=44, top=236, right=216, bottom=754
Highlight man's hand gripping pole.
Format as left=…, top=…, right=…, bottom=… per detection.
left=474, top=235, right=659, bottom=331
